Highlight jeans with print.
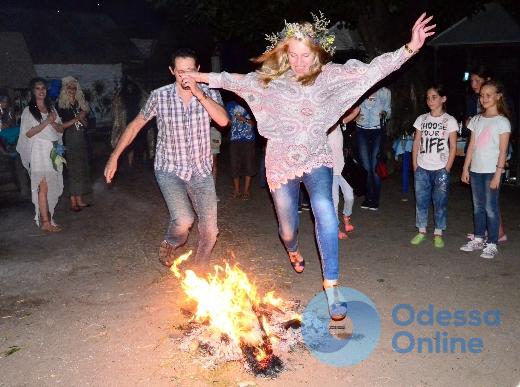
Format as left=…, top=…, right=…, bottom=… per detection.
left=414, top=166, right=449, bottom=230
left=270, top=166, right=339, bottom=280
left=155, top=170, right=218, bottom=262
left=356, top=127, right=382, bottom=207
left=470, top=172, right=500, bottom=244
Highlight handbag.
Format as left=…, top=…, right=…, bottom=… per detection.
left=376, top=159, right=389, bottom=179
left=342, top=152, right=367, bottom=197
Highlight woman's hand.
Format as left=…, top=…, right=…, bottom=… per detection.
left=407, top=13, right=436, bottom=52
left=461, top=169, right=470, bottom=184
left=48, top=111, right=57, bottom=123
left=490, top=175, right=501, bottom=190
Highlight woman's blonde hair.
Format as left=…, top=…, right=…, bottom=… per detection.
left=58, top=76, right=89, bottom=111
left=252, top=32, right=331, bottom=87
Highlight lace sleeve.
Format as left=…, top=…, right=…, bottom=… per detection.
left=208, top=72, right=264, bottom=115
left=322, top=47, right=409, bottom=115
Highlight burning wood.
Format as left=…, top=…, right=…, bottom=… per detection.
left=170, top=252, right=304, bottom=376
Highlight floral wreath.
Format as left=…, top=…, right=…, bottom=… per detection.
left=264, top=11, right=336, bottom=56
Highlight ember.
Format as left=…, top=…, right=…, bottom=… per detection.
left=170, top=252, right=303, bottom=375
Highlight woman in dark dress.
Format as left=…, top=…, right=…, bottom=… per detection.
left=57, top=76, right=91, bottom=211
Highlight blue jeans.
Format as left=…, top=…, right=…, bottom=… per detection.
left=470, top=172, right=500, bottom=244
left=155, top=170, right=218, bottom=262
left=270, top=166, right=339, bottom=280
left=356, top=127, right=381, bottom=207
left=414, top=166, right=449, bottom=230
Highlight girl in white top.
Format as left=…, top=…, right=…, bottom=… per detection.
left=16, top=78, right=64, bottom=232
left=460, top=80, right=511, bottom=259
left=327, top=106, right=360, bottom=239
left=411, top=85, right=458, bottom=248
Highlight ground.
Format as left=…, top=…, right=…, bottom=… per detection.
left=1, top=142, right=520, bottom=387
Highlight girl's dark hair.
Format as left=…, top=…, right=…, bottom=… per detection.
left=28, top=77, right=54, bottom=122
left=427, top=83, right=447, bottom=110
left=470, top=64, right=493, bottom=80
left=481, top=80, right=511, bottom=119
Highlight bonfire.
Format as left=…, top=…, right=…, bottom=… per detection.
left=170, top=252, right=303, bottom=376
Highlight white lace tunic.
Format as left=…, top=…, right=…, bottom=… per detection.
left=209, top=47, right=410, bottom=190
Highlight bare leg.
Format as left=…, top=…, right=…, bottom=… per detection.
left=232, top=177, right=241, bottom=197
left=39, top=179, right=61, bottom=232
left=244, top=176, right=252, bottom=194
left=70, top=195, right=78, bottom=210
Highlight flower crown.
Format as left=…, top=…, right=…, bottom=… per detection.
left=264, top=11, right=336, bottom=56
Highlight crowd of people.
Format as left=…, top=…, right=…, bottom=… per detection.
left=6, top=11, right=515, bottom=321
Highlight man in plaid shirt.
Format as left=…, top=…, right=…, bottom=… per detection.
left=105, top=48, right=229, bottom=267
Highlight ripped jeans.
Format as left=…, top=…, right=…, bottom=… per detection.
left=414, top=166, right=450, bottom=230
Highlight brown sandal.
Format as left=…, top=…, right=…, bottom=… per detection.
left=288, top=251, right=305, bottom=273
left=158, top=240, right=176, bottom=267
left=41, top=221, right=62, bottom=233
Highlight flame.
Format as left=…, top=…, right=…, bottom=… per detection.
left=170, top=251, right=283, bottom=353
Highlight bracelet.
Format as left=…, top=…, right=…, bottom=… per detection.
left=404, top=44, right=417, bottom=55
left=496, top=165, right=505, bottom=170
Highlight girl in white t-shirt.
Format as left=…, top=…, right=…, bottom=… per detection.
left=460, top=80, right=511, bottom=259
left=411, top=85, right=458, bottom=248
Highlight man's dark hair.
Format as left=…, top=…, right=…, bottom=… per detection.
left=171, top=48, right=198, bottom=67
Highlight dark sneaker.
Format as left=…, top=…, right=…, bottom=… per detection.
left=360, top=200, right=370, bottom=209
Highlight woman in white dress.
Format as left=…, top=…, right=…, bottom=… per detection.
left=16, top=78, right=64, bottom=232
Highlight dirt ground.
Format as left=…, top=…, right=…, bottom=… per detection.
left=1, top=141, right=520, bottom=387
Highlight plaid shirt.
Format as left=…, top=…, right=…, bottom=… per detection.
left=141, top=83, right=224, bottom=180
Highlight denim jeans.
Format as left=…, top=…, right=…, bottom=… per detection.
left=470, top=172, right=500, bottom=244
left=332, top=174, right=354, bottom=219
left=155, top=170, right=218, bottom=262
left=270, top=166, right=339, bottom=280
left=414, top=166, right=449, bottom=230
left=356, top=127, right=381, bottom=207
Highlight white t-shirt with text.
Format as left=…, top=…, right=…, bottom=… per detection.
left=413, top=112, right=458, bottom=170
left=468, top=115, right=511, bottom=173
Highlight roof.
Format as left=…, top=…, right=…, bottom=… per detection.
left=429, top=2, right=520, bottom=47
left=0, top=32, right=37, bottom=89
left=0, top=8, right=142, bottom=64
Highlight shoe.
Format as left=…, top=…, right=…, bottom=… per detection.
left=410, top=233, right=426, bottom=245
left=498, top=234, right=507, bottom=243
left=433, top=235, right=445, bottom=248
left=338, top=230, right=348, bottom=239
left=460, top=238, right=484, bottom=252
left=368, top=206, right=379, bottom=211
left=298, top=207, right=302, bottom=214
left=360, top=201, right=370, bottom=209
left=343, top=216, right=354, bottom=233
left=301, top=203, right=311, bottom=211
left=288, top=251, right=305, bottom=273
left=324, top=284, right=347, bottom=321
left=480, top=243, right=498, bottom=259
left=78, top=203, right=91, bottom=208
left=158, top=240, right=176, bottom=267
